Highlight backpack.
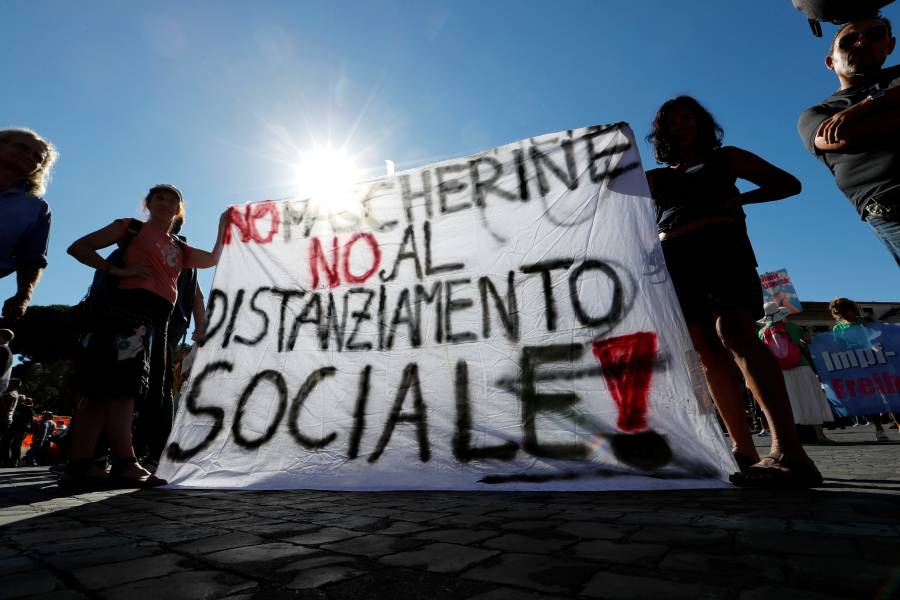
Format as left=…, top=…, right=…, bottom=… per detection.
left=762, top=322, right=803, bottom=370
left=71, top=219, right=144, bottom=332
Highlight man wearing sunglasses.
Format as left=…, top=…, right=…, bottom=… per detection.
left=798, top=15, right=900, bottom=267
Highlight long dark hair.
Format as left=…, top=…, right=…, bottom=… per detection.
left=646, top=96, right=724, bottom=165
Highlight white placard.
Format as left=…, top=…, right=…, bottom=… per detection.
left=158, top=123, right=733, bottom=491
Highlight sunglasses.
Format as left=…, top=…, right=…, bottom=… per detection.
left=838, top=25, right=888, bottom=50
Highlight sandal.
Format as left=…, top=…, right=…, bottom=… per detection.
left=732, top=451, right=759, bottom=473
left=57, top=458, right=109, bottom=490
left=108, top=457, right=168, bottom=489
left=729, top=454, right=823, bottom=489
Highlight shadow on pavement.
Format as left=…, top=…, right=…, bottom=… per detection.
left=2, top=466, right=900, bottom=600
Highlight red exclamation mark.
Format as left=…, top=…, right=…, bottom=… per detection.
left=591, top=332, right=658, bottom=433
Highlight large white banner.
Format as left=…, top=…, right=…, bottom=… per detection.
left=158, top=124, right=734, bottom=490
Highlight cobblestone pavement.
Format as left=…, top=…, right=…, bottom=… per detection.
left=2, top=428, right=899, bottom=600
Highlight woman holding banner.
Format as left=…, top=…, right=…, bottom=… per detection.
left=64, top=185, right=229, bottom=488
left=645, top=96, right=821, bottom=488
left=830, top=297, right=898, bottom=440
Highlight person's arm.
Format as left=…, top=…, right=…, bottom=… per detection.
left=724, top=146, right=802, bottom=205
left=815, top=87, right=900, bottom=151
left=190, top=281, right=205, bottom=342
left=67, top=220, right=151, bottom=278
left=183, top=209, right=230, bottom=270
left=2, top=266, right=43, bottom=321
left=4, top=204, right=51, bottom=321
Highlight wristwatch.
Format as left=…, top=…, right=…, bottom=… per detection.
left=866, top=88, right=887, bottom=103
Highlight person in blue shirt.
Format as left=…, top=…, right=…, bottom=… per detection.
left=23, top=411, right=56, bottom=466
left=0, top=128, right=58, bottom=322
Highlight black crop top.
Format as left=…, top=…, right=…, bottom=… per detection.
left=647, top=147, right=745, bottom=234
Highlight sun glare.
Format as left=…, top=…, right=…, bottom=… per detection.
left=295, top=146, right=361, bottom=213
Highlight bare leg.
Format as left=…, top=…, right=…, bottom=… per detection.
left=716, top=309, right=809, bottom=462
left=104, top=396, right=161, bottom=483
left=870, top=414, right=888, bottom=441
left=688, top=321, right=759, bottom=461
left=70, top=397, right=107, bottom=461
left=106, top=397, right=137, bottom=459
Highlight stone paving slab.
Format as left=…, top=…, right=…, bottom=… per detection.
left=72, top=552, right=189, bottom=590
left=379, top=542, right=499, bottom=573
left=99, top=570, right=258, bottom=600
left=0, top=429, right=899, bottom=598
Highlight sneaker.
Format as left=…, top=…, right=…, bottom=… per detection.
left=756, top=429, right=769, bottom=437
left=876, top=431, right=890, bottom=442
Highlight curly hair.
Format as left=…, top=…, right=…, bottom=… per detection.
left=0, top=128, right=58, bottom=197
left=646, top=96, right=724, bottom=165
left=829, top=297, right=859, bottom=319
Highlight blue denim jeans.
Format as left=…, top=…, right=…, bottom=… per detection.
left=867, top=216, right=900, bottom=268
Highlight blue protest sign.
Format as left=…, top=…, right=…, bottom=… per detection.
left=811, top=323, right=900, bottom=417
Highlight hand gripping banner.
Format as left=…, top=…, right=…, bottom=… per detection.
left=158, top=123, right=735, bottom=490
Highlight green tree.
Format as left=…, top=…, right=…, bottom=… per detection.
left=9, top=304, right=79, bottom=362
left=13, top=359, right=76, bottom=415
left=8, top=304, right=80, bottom=414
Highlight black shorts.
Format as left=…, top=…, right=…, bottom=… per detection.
left=75, top=288, right=172, bottom=403
left=660, top=225, right=764, bottom=324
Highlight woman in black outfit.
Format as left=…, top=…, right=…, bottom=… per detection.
left=646, top=96, right=821, bottom=487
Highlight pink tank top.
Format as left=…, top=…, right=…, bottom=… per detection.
left=116, top=219, right=188, bottom=304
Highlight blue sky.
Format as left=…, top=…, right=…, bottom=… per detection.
left=5, top=0, right=899, bottom=317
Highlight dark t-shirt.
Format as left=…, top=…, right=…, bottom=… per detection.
left=10, top=403, right=33, bottom=434
left=646, top=147, right=757, bottom=268
left=797, top=64, right=900, bottom=219
left=167, top=233, right=198, bottom=345
left=647, top=147, right=744, bottom=233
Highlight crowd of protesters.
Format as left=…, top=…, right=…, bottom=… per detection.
left=0, top=10, right=898, bottom=491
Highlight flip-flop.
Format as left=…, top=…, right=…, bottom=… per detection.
left=732, top=451, right=759, bottom=472
left=729, top=454, right=823, bottom=489
left=108, top=457, right=168, bottom=489
left=56, top=459, right=111, bottom=491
